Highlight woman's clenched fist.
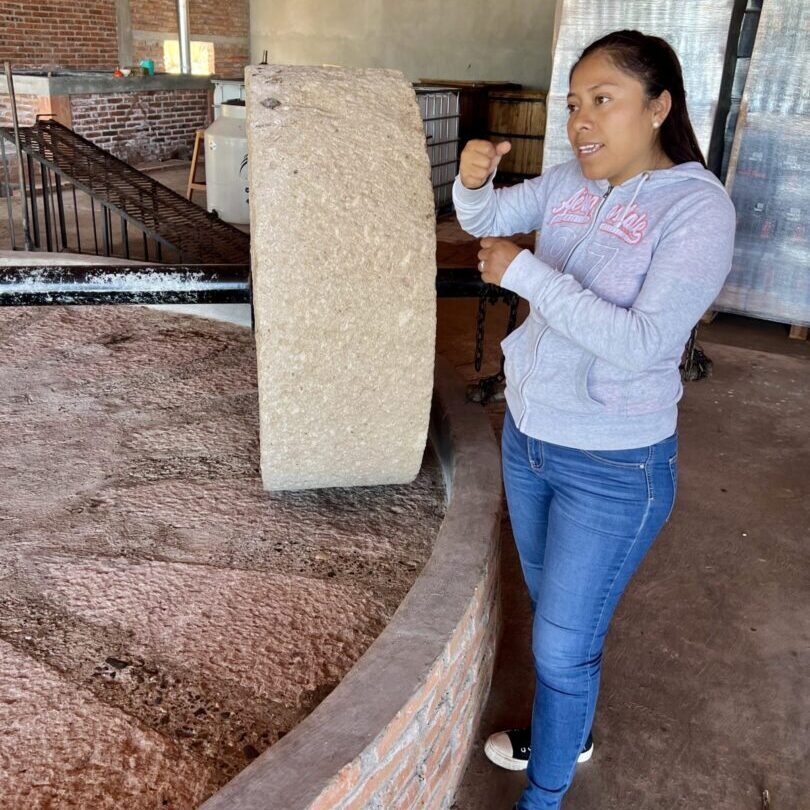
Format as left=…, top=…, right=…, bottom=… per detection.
left=459, top=139, right=512, bottom=189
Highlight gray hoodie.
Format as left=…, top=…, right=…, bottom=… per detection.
left=452, top=159, right=736, bottom=450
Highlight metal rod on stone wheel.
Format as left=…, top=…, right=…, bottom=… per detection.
left=3, top=61, right=33, bottom=251
left=0, top=265, right=506, bottom=306
left=0, top=264, right=252, bottom=306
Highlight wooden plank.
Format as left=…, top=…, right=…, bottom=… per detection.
left=789, top=324, right=808, bottom=340
left=186, top=130, right=206, bottom=199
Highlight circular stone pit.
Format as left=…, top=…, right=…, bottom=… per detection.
left=0, top=305, right=449, bottom=808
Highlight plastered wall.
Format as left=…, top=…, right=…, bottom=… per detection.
left=248, top=0, right=557, bottom=90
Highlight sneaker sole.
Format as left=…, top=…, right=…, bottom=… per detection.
left=484, top=739, right=594, bottom=771
left=484, top=738, right=528, bottom=771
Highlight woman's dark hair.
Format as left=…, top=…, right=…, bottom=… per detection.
left=570, top=29, right=706, bottom=168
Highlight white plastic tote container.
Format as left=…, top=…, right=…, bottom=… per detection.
left=205, top=100, right=249, bottom=225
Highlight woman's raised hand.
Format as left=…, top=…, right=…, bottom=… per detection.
left=459, top=140, right=512, bottom=189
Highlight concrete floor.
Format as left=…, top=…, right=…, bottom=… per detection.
left=437, top=303, right=810, bottom=809
left=3, top=161, right=808, bottom=808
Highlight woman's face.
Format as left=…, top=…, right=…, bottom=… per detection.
left=566, top=51, right=670, bottom=187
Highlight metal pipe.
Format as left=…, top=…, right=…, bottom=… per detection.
left=1, top=135, right=17, bottom=250
left=176, top=0, right=192, bottom=75
left=55, top=174, right=68, bottom=248
left=121, top=216, right=130, bottom=259
left=40, top=164, right=53, bottom=251
left=90, top=197, right=99, bottom=253
left=27, top=153, right=40, bottom=247
left=72, top=184, right=81, bottom=253
left=102, top=204, right=111, bottom=256
left=3, top=61, right=33, bottom=250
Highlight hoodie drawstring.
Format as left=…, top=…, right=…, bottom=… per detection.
left=621, top=171, right=651, bottom=219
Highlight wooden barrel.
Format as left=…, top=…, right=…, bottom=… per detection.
left=486, top=90, right=547, bottom=177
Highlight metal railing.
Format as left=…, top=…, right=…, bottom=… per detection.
left=0, top=119, right=250, bottom=265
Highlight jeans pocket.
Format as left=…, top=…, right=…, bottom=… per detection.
left=579, top=445, right=651, bottom=469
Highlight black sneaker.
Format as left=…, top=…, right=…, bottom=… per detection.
left=484, top=727, right=594, bottom=771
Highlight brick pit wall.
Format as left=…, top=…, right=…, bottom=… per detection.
left=310, top=554, right=501, bottom=810
left=69, top=90, right=209, bottom=164
left=0, top=88, right=208, bottom=168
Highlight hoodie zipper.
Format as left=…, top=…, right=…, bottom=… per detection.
left=514, top=184, right=615, bottom=432
left=559, top=184, right=615, bottom=275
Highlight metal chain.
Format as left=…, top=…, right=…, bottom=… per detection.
left=505, top=292, right=519, bottom=335
left=469, top=290, right=521, bottom=405
left=680, top=324, right=712, bottom=381
left=473, top=286, right=489, bottom=372
left=474, top=284, right=513, bottom=372
left=492, top=292, right=519, bottom=383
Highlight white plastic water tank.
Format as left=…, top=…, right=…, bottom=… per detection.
left=205, top=100, right=249, bottom=225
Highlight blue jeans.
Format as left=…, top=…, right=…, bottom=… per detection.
left=502, top=408, right=678, bottom=810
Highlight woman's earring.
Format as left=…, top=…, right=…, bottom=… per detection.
left=653, top=121, right=661, bottom=129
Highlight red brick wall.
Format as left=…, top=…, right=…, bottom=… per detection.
left=131, top=0, right=250, bottom=77
left=0, top=1, right=248, bottom=75
left=131, top=0, right=249, bottom=36
left=0, top=1, right=118, bottom=70
left=211, top=46, right=249, bottom=79
left=188, top=0, right=250, bottom=37
left=131, top=0, right=180, bottom=32
left=0, top=94, right=41, bottom=184
left=70, top=90, right=209, bottom=165
left=0, top=94, right=41, bottom=127
left=133, top=42, right=246, bottom=78
left=130, top=40, right=172, bottom=74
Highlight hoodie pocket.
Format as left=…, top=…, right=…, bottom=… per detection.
left=500, top=322, right=525, bottom=354
left=500, top=320, right=531, bottom=384
left=579, top=356, right=603, bottom=406
left=587, top=360, right=682, bottom=416
left=523, top=330, right=603, bottom=413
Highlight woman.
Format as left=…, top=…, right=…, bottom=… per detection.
left=452, top=30, right=736, bottom=809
